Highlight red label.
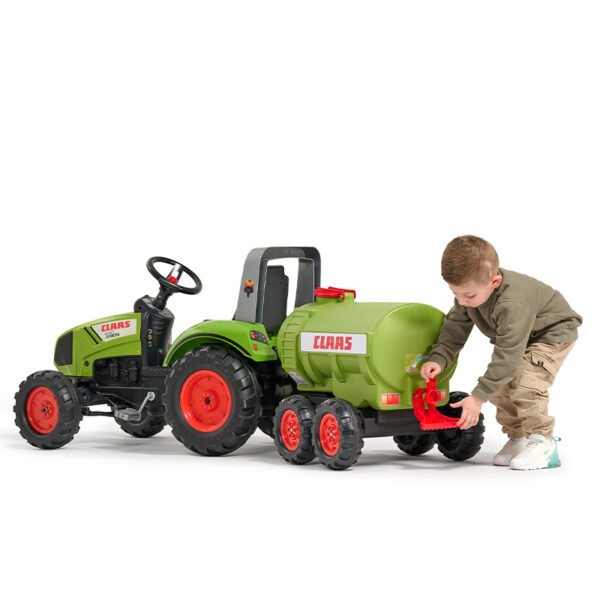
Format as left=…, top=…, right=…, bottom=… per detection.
left=312, top=335, right=353, bottom=350
left=101, top=320, right=131, bottom=332
left=301, top=332, right=366, bottom=354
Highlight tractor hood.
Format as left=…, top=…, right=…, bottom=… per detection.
left=54, top=313, right=142, bottom=377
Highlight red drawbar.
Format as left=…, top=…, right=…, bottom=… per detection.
left=412, top=377, right=460, bottom=431
left=314, top=286, right=357, bottom=300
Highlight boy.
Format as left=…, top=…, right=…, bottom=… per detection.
left=420, top=235, right=582, bottom=470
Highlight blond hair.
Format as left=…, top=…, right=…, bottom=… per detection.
left=441, top=235, right=499, bottom=285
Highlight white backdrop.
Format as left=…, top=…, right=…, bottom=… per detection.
left=1, top=2, right=597, bottom=599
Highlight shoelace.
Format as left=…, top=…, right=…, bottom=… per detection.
left=525, top=436, right=561, bottom=449
left=525, top=437, right=545, bottom=449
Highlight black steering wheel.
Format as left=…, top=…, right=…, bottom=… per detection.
left=146, top=257, right=202, bottom=308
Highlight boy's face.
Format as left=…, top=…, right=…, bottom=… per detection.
left=449, top=275, right=503, bottom=308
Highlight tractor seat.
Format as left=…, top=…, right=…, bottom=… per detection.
left=262, top=265, right=289, bottom=334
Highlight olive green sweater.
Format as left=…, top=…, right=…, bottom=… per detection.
left=429, top=268, right=582, bottom=401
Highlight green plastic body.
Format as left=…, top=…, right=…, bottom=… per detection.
left=163, top=320, right=277, bottom=366
left=277, top=293, right=457, bottom=410
left=55, top=313, right=142, bottom=377
left=55, top=314, right=277, bottom=377
left=54, top=294, right=455, bottom=414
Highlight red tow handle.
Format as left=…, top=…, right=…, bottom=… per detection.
left=412, top=377, right=460, bottom=431
left=314, top=287, right=357, bottom=300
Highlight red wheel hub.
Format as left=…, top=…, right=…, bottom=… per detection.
left=280, top=409, right=300, bottom=451
left=319, top=413, right=340, bottom=456
left=26, top=387, right=59, bottom=434
left=180, top=370, right=232, bottom=432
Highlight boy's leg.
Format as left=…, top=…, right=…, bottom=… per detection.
left=509, top=341, right=575, bottom=437
left=488, top=379, right=529, bottom=465
left=489, top=382, right=528, bottom=438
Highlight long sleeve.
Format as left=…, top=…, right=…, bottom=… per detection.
left=429, top=300, right=474, bottom=371
left=471, top=301, right=536, bottom=401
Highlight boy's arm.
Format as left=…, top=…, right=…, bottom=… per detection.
left=471, top=301, right=536, bottom=401
left=429, top=299, right=474, bottom=370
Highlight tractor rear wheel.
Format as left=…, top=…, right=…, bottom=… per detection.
left=164, top=345, right=260, bottom=456
left=393, top=433, right=435, bottom=456
left=313, top=398, right=363, bottom=470
left=435, top=392, right=485, bottom=461
left=274, top=395, right=315, bottom=465
left=14, top=370, right=82, bottom=449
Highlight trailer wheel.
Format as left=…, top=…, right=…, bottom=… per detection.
left=116, top=411, right=166, bottom=438
left=274, top=396, right=315, bottom=465
left=14, top=370, right=82, bottom=449
left=164, top=345, right=260, bottom=456
left=313, top=398, right=363, bottom=470
left=393, top=433, right=435, bottom=456
left=435, top=392, right=485, bottom=461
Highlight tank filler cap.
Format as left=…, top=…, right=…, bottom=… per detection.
left=314, top=287, right=356, bottom=300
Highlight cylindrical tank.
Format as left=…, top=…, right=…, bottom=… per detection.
left=277, top=290, right=457, bottom=410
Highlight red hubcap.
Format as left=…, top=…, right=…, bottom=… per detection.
left=26, top=387, right=59, bottom=434
left=180, top=370, right=232, bottom=432
left=319, top=414, right=340, bottom=456
left=280, top=409, right=300, bottom=451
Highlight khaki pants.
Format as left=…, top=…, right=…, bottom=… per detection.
left=488, top=341, right=575, bottom=438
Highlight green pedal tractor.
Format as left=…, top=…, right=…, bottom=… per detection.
left=14, top=247, right=484, bottom=470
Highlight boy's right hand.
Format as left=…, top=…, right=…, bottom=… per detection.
left=420, top=361, right=442, bottom=381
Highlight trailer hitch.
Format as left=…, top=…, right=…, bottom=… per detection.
left=412, top=377, right=460, bottom=431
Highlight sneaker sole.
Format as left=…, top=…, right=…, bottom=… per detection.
left=510, top=460, right=561, bottom=470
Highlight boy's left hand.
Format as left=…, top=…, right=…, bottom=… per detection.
left=449, top=394, right=484, bottom=429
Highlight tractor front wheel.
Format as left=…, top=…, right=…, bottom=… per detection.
left=14, top=370, right=82, bottom=449
left=274, top=395, right=315, bottom=465
left=313, top=398, right=363, bottom=470
left=164, top=346, right=260, bottom=456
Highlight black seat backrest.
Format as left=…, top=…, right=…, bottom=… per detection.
left=262, top=265, right=289, bottom=333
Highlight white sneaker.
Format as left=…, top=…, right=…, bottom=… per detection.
left=493, top=437, right=528, bottom=466
left=510, top=434, right=561, bottom=470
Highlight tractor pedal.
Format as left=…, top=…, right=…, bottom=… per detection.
left=114, top=408, right=142, bottom=422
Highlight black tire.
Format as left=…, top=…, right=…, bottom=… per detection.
left=257, top=415, right=275, bottom=439
left=164, top=345, right=260, bottom=456
left=249, top=366, right=273, bottom=439
left=435, top=391, right=485, bottom=461
left=274, top=395, right=315, bottom=465
left=393, top=433, right=435, bottom=456
left=116, top=411, right=166, bottom=438
left=313, top=398, right=363, bottom=470
left=14, top=370, right=82, bottom=449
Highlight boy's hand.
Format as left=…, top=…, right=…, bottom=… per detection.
left=450, top=394, right=484, bottom=429
left=420, top=361, right=442, bottom=381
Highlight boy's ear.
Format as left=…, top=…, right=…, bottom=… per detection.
left=491, top=274, right=503, bottom=289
